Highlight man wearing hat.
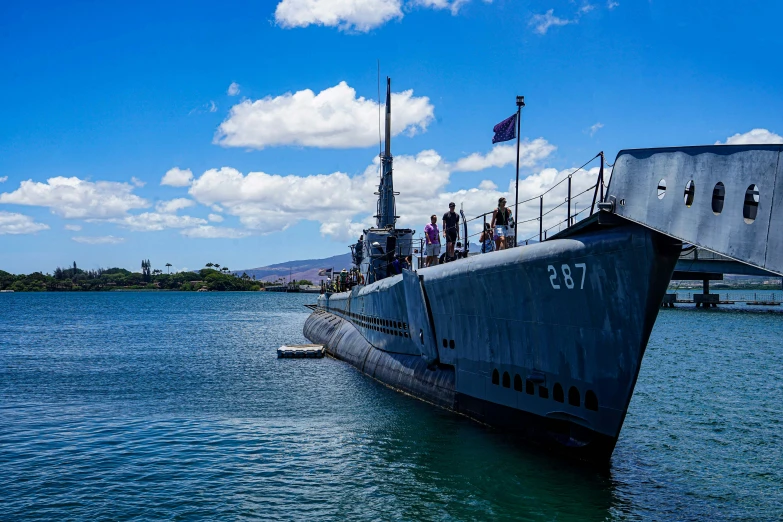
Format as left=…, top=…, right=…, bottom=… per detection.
left=442, top=202, right=460, bottom=262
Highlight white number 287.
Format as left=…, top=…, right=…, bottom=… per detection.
left=547, top=263, right=586, bottom=290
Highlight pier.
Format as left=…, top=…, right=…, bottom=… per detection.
left=663, top=248, right=783, bottom=307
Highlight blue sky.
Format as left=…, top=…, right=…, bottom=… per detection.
left=1, top=0, right=781, bottom=274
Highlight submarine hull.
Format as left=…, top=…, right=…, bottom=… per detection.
left=304, top=217, right=681, bottom=463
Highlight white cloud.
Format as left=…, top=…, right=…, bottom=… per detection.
left=208, top=213, right=224, bottom=222
left=530, top=9, right=572, bottom=34
left=110, top=212, right=207, bottom=232
left=452, top=138, right=556, bottom=172
left=0, top=177, right=148, bottom=219
left=227, top=82, right=241, bottom=96
left=275, top=0, right=404, bottom=32
left=131, top=177, right=146, bottom=187
left=0, top=176, right=7, bottom=183
left=716, top=128, right=783, bottom=145
left=180, top=226, right=251, bottom=239
left=589, top=122, right=604, bottom=137
left=64, top=224, right=82, bottom=231
left=607, top=0, right=619, bottom=9
left=411, top=0, right=473, bottom=15
left=579, top=3, right=596, bottom=14
left=155, top=198, right=196, bottom=213
left=161, top=167, right=194, bottom=187
left=186, top=139, right=600, bottom=243
left=0, top=211, right=49, bottom=235
left=215, top=81, right=434, bottom=149
left=71, top=235, right=125, bottom=245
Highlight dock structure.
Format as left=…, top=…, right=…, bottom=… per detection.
left=664, top=248, right=782, bottom=307
left=277, top=344, right=325, bottom=358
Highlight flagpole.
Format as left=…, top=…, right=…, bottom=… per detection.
left=514, top=96, right=525, bottom=245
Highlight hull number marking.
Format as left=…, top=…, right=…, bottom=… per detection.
left=548, top=263, right=586, bottom=290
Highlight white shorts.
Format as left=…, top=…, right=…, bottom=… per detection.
left=426, top=243, right=441, bottom=257
left=494, top=225, right=508, bottom=239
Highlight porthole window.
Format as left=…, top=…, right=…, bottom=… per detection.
left=683, top=180, right=695, bottom=207
left=585, top=390, right=598, bottom=411
left=449, top=340, right=455, bottom=349
left=502, top=372, right=510, bottom=388
left=525, top=379, right=534, bottom=395
left=538, top=386, right=549, bottom=399
left=442, top=339, right=448, bottom=348
left=568, top=386, right=580, bottom=407
left=743, top=184, right=760, bottom=224
left=657, top=179, right=667, bottom=199
left=553, top=383, right=564, bottom=403
left=514, top=374, right=522, bottom=392
left=492, top=369, right=500, bottom=385
left=712, top=182, right=725, bottom=215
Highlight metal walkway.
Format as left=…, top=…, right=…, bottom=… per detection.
left=605, top=145, right=783, bottom=276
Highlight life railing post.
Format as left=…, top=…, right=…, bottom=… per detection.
left=599, top=151, right=605, bottom=202
left=539, top=195, right=543, bottom=242
left=567, top=176, right=572, bottom=227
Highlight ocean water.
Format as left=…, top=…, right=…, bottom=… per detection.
left=0, top=292, right=781, bottom=521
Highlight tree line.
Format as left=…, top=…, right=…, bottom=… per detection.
left=0, top=260, right=268, bottom=292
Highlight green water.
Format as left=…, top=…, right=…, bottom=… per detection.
left=0, top=292, right=781, bottom=520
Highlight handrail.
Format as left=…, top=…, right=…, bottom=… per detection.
left=463, top=152, right=606, bottom=247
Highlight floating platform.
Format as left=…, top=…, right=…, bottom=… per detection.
left=277, top=344, right=325, bottom=358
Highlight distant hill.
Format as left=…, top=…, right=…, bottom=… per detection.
left=235, top=252, right=353, bottom=283
left=235, top=243, right=512, bottom=282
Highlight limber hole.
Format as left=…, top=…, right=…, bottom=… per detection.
left=683, top=180, right=695, bottom=207
left=743, top=184, right=760, bottom=224
left=712, top=182, right=725, bottom=215
left=657, top=179, right=667, bottom=199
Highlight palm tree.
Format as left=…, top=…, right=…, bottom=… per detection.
left=165, top=263, right=172, bottom=274
left=206, top=262, right=214, bottom=268
left=214, top=264, right=221, bottom=270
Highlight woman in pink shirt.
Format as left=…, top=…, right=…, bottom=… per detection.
left=423, top=215, right=441, bottom=267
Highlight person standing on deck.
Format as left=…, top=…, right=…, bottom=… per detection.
left=490, top=197, right=512, bottom=251
left=442, top=202, right=460, bottom=262
left=424, top=215, right=441, bottom=267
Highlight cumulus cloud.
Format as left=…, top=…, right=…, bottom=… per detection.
left=131, top=176, right=146, bottom=187
left=71, top=235, right=125, bottom=245
left=208, top=213, right=224, bottom=222
left=227, top=82, right=240, bottom=96
left=64, top=224, right=82, bottom=231
left=589, top=122, right=604, bottom=137
left=186, top=139, right=598, bottom=243
left=0, top=211, right=49, bottom=235
left=452, top=138, right=556, bottom=172
left=155, top=198, right=196, bottom=213
left=716, top=128, right=783, bottom=145
left=161, top=167, right=194, bottom=187
left=214, top=81, right=434, bottom=149
left=0, top=176, right=7, bottom=183
left=0, top=177, right=148, bottom=219
left=530, top=9, right=572, bottom=34
left=275, top=0, right=404, bottom=31
left=110, top=212, right=207, bottom=232
left=180, top=226, right=251, bottom=239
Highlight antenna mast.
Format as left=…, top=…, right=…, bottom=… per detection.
left=376, top=77, right=396, bottom=228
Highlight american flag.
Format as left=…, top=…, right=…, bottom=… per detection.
left=492, top=113, right=517, bottom=144
left=317, top=268, right=333, bottom=276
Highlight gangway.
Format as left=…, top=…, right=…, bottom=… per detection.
left=603, top=144, right=783, bottom=276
